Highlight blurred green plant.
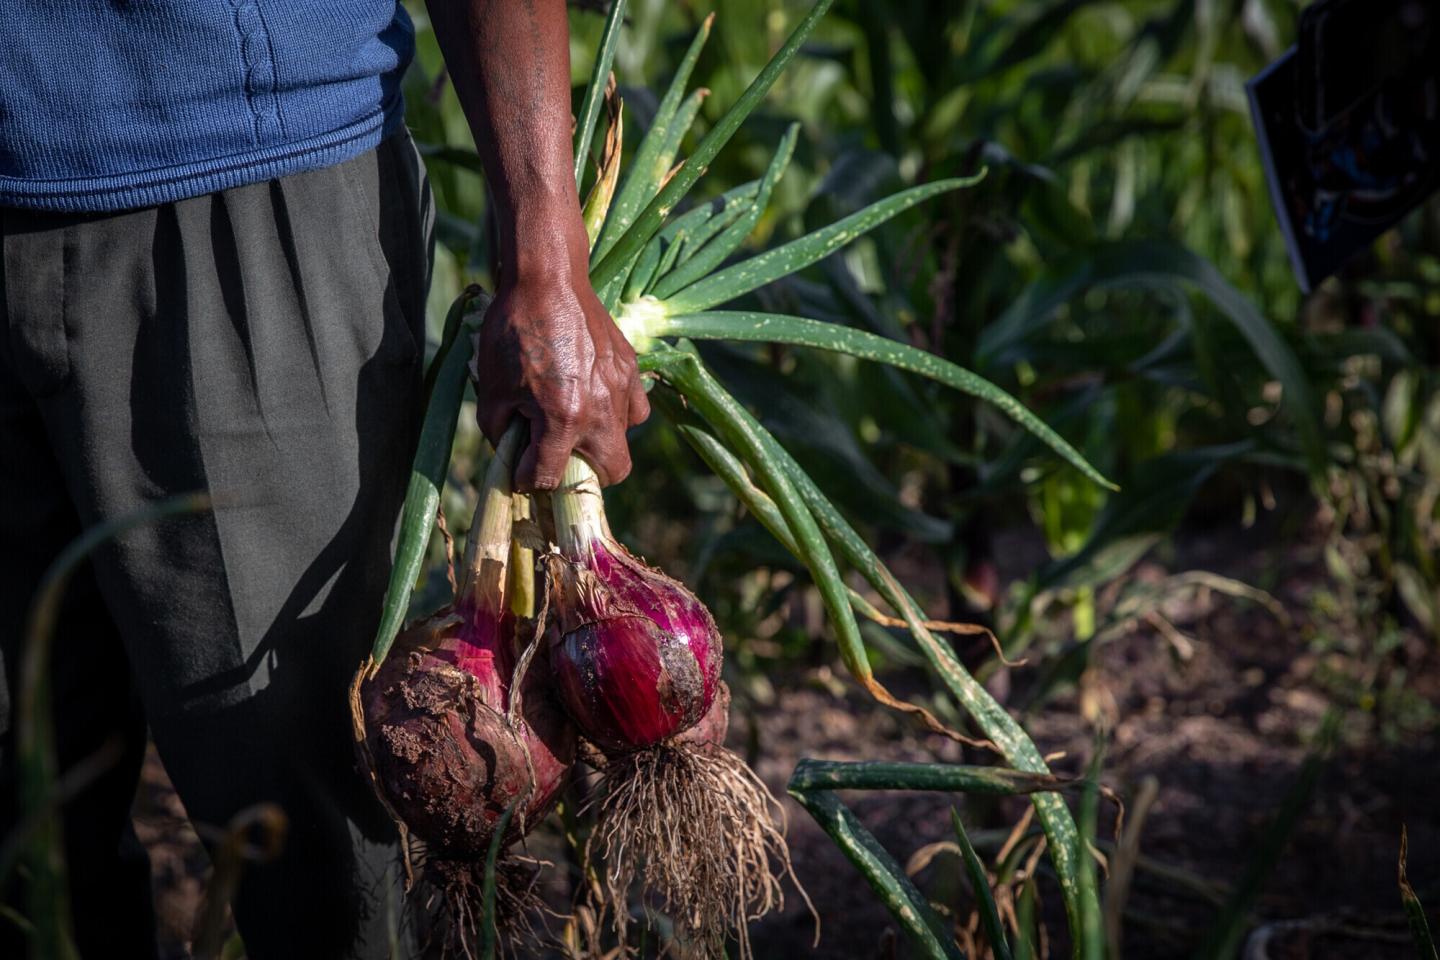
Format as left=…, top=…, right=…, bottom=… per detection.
left=1400, top=825, right=1439, bottom=960
left=389, top=0, right=1118, bottom=948
left=396, top=0, right=1439, bottom=954
left=3, top=493, right=213, bottom=960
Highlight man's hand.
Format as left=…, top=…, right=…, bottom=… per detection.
left=476, top=265, right=649, bottom=490
left=428, top=0, right=649, bottom=490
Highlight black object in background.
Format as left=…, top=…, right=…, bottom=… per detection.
left=1248, top=0, right=1440, bottom=292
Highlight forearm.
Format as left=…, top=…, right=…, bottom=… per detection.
left=424, top=0, right=649, bottom=490
left=426, top=0, right=587, bottom=280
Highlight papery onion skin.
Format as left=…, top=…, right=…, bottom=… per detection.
left=362, top=593, right=575, bottom=858
left=677, top=678, right=730, bottom=752
left=549, top=539, right=723, bottom=753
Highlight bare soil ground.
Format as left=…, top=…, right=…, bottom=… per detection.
left=133, top=523, right=1440, bottom=958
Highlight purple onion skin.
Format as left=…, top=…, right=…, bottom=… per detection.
left=550, top=539, right=723, bottom=752
left=363, top=599, right=576, bottom=858
left=446, top=599, right=516, bottom=707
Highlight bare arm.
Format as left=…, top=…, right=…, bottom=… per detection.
left=426, top=0, right=648, bottom=490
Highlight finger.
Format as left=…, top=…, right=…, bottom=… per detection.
left=576, top=428, right=632, bottom=488
left=627, top=373, right=651, bottom=426
left=477, top=395, right=518, bottom=447
left=604, top=443, right=633, bottom=485
left=515, top=413, right=579, bottom=493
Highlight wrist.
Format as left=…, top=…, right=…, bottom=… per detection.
left=500, top=194, right=591, bottom=284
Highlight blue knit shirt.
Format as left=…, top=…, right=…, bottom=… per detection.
left=0, top=1, right=415, bottom=213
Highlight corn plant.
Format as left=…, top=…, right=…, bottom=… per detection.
left=377, top=0, right=1131, bottom=951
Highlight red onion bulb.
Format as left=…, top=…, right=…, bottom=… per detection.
left=358, top=429, right=575, bottom=857
left=547, top=456, right=722, bottom=752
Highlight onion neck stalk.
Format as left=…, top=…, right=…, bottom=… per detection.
left=508, top=491, right=537, bottom=620
left=451, top=422, right=524, bottom=685
left=551, top=454, right=612, bottom=563
left=614, top=296, right=668, bottom=354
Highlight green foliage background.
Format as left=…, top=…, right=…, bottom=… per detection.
left=6, top=5, right=1437, bottom=959
left=403, top=0, right=1438, bottom=659
left=397, top=2, right=1440, bottom=949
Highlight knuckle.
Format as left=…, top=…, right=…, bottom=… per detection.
left=550, top=401, right=582, bottom=429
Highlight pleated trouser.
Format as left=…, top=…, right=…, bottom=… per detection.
left=0, top=132, right=434, bottom=960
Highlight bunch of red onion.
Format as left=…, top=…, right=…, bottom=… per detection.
left=350, top=425, right=802, bottom=955
left=351, top=427, right=574, bottom=952
left=545, top=454, right=801, bottom=956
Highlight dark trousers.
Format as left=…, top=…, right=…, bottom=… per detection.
left=0, top=133, right=433, bottom=959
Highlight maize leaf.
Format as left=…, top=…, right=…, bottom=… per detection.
left=976, top=239, right=1324, bottom=474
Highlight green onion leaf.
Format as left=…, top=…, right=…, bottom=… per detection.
left=592, top=13, right=715, bottom=261
left=370, top=291, right=486, bottom=667
left=590, top=0, right=836, bottom=291
left=787, top=788, right=963, bottom=960
left=656, top=178, right=761, bottom=249
left=632, top=309, right=1115, bottom=490
left=480, top=801, right=517, bottom=960
left=652, top=86, right=710, bottom=186
left=791, top=760, right=1070, bottom=796
left=572, top=0, right=629, bottom=190
left=623, top=233, right=665, bottom=302
left=641, top=344, right=1096, bottom=948
left=953, top=808, right=1014, bottom=960
left=650, top=123, right=799, bottom=301
left=644, top=230, right=689, bottom=296
left=657, top=173, right=985, bottom=314
left=653, top=346, right=875, bottom=684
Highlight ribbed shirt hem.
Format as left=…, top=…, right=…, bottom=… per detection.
left=0, top=100, right=405, bottom=214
